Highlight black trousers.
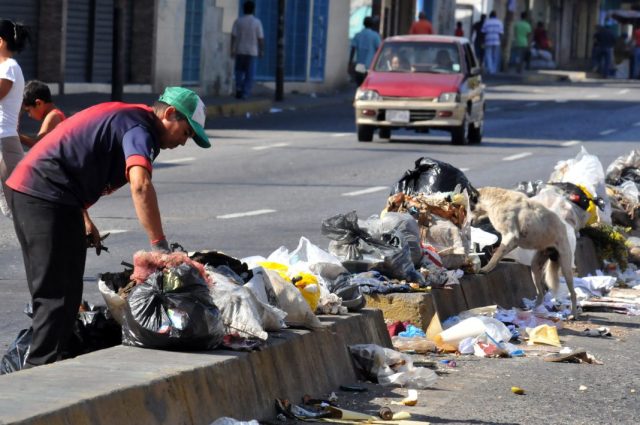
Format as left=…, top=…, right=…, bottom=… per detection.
left=12, top=191, right=86, bottom=367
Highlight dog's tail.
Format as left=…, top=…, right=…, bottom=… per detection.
left=543, top=247, right=560, bottom=293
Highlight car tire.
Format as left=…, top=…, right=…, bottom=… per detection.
left=469, top=119, right=483, bottom=144
left=451, top=114, right=470, bottom=145
left=357, top=125, right=375, bottom=142
left=378, top=127, right=391, bottom=139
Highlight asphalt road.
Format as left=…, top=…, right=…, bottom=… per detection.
left=0, top=79, right=639, bottom=422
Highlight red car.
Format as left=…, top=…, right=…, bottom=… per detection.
left=353, top=35, right=485, bottom=144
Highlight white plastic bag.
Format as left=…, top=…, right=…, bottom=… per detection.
left=549, top=147, right=612, bottom=224
left=208, top=273, right=287, bottom=340
left=98, top=278, right=127, bottom=325
left=264, top=269, right=323, bottom=329
left=348, top=344, right=438, bottom=389
left=209, top=418, right=259, bottom=425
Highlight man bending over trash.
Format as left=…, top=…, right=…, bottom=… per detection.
left=6, top=87, right=210, bottom=368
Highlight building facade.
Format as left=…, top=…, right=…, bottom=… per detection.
left=0, top=0, right=351, bottom=95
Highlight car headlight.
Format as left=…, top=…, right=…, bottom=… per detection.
left=438, top=92, right=459, bottom=103
left=355, top=89, right=381, bottom=101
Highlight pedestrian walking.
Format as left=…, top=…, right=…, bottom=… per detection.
left=409, top=12, right=433, bottom=35
left=471, top=14, right=487, bottom=64
left=455, top=21, right=464, bottom=37
left=0, top=19, right=30, bottom=217
left=231, top=1, right=264, bottom=99
left=593, top=25, right=616, bottom=78
left=632, top=25, right=640, bottom=79
left=7, top=86, right=211, bottom=368
left=482, top=11, right=504, bottom=74
left=19, top=80, right=66, bottom=148
left=349, top=17, right=381, bottom=86
left=512, top=12, right=532, bottom=73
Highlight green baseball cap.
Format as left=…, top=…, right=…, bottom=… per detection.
left=158, top=86, right=210, bottom=148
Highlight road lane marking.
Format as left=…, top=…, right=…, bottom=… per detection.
left=252, top=143, right=289, bottom=151
left=486, top=107, right=501, bottom=112
left=633, top=122, right=640, bottom=127
left=524, top=102, right=539, bottom=107
left=157, top=157, right=195, bottom=164
left=217, top=209, right=276, bottom=219
left=561, top=140, right=581, bottom=147
left=100, top=229, right=128, bottom=235
left=502, top=152, right=532, bottom=161
left=332, top=133, right=352, bottom=137
left=618, top=89, right=629, bottom=95
left=342, top=186, right=389, bottom=197
left=599, top=129, right=617, bottom=136
left=586, top=94, right=600, bottom=99
left=460, top=167, right=470, bottom=172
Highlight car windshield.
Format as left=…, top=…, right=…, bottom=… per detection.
left=373, top=42, right=462, bottom=74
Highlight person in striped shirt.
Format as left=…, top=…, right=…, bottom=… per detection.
left=481, top=11, right=504, bottom=74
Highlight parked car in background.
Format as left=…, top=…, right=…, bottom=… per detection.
left=353, top=35, right=485, bottom=144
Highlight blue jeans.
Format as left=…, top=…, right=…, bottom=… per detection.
left=234, top=54, right=256, bottom=98
left=484, top=45, right=500, bottom=74
left=634, top=47, right=640, bottom=79
left=595, top=47, right=613, bottom=78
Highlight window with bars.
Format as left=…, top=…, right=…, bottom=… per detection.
left=182, top=0, right=204, bottom=84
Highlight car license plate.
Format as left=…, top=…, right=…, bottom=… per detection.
left=386, top=110, right=409, bottom=123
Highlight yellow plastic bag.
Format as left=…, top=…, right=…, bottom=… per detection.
left=291, top=272, right=320, bottom=312
left=526, top=324, right=561, bottom=347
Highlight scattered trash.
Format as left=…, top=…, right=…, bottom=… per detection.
left=581, top=326, right=612, bottom=337
left=391, top=389, right=418, bottom=406
left=378, top=406, right=394, bottom=420
left=511, top=386, right=525, bottom=395
left=526, top=324, right=562, bottom=347
left=579, top=385, right=588, bottom=391
left=543, top=349, right=603, bottom=365
left=209, top=418, right=259, bottom=425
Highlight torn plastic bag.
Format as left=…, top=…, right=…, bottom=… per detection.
left=98, top=268, right=133, bottom=325
left=362, top=212, right=423, bottom=266
left=391, top=157, right=479, bottom=201
left=321, top=211, right=416, bottom=280
left=67, top=303, right=122, bottom=356
left=208, top=272, right=286, bottom=339
left=244, top=266, right=280, bottom=308
left=122, top=264, right=225, bottom=350
left=0, top=328, right=31, bottom=374
left=348, top=344, right=437, bottom=389
left=606, top=149, right=640, bottom=186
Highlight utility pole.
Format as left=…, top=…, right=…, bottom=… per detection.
left=111, top=0, right=126, bottom=101
left=501, top=0, right=516, bottom=72
left=275, top=0, right=285, bottom=102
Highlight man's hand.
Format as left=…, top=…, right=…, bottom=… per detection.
left=83, top=210, right=107, bottom=255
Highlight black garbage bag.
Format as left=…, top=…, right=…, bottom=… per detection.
left=67, top=302, right=122, bottom=356
left=321, top=211, right=416, bottom=280
left=122, top=263, right=225, bottom=350
left=327, top=273, right=366, bottom=312
left=0, top=328, right=32, bottom=375
left=391, top=157, right=479, bottom=201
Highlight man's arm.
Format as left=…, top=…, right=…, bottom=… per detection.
left=230, top=34, right=236, bottom=57
left=20, top=111, right=64, bottom=148
left=128, top=165, right=167, bottom=248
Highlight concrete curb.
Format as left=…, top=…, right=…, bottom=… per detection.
left=365, top=236, right=602, bottom=326
left=0, top=310, right=390, bottom=425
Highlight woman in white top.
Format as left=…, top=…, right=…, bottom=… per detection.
left=0, top=19, right=30, bottom=216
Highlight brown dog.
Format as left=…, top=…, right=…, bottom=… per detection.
left=473, top=187, right=577, bottom=318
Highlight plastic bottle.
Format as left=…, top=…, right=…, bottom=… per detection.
left=434, top=316, right=512, bottom=349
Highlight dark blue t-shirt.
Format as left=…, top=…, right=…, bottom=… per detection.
left=8, top=102, right=161, bottom=208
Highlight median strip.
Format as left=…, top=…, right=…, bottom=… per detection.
left=216, top=209, right=276, bottom=219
